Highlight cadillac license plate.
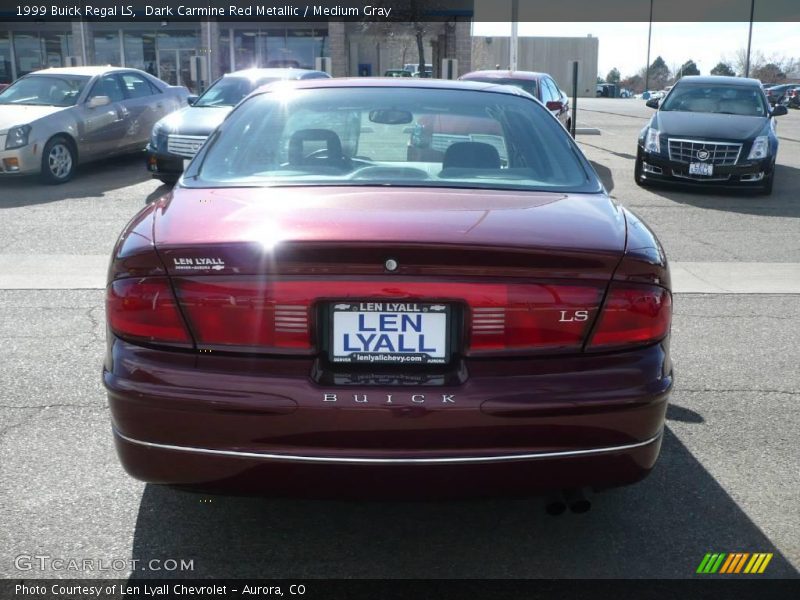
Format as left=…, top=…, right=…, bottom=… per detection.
left=330, top=302, right=450, bottom=364
left=689, top=162, right=714, bottom=176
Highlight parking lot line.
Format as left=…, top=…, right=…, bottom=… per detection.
left=1, top=254, right=800, bottom=294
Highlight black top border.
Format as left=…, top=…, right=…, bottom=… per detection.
left=1, top=0, right=800, bottom=22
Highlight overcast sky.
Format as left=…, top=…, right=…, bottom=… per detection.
left=472, top=22, right=799, bottom=78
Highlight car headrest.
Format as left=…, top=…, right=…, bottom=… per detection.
left=288, top=128, right=344, bottom=165
left=442, top=141, right=501, bottom=170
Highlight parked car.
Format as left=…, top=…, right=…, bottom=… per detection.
left=384, top=69, right=412, bottom=77
left=459, top=70, right=572, bottom=131
left=146, top=68, right=331, bottom=184
left=763, top=83, right=795, bottom=106
left=105, top=78, right=673, bottom=498
left=0, top=66, right=189, bottom=183
left=782, top=86, right=800, bottom=109
left=403, top=63, right=432, bottom=76
left=635, top=75, right=786, bottom=195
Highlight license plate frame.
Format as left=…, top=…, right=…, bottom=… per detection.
left=689, top=162, right=714, bottom=176
left=328, top=301, right=451, bottom=365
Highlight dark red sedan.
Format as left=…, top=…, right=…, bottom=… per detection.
left=460, top=70, right=573, bottom=131
left=104, top=79, right=672, bottom=501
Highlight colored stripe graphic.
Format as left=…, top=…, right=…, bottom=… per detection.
left=698, top=552, right=773, bottom=574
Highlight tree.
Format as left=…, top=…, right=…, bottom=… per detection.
left=605, top=68, right=621, bottom=84
left=676, top=60, right=700, bottom=79
left=621, top=74, right=644, bottom=94
left=752, top=63, right=786, bottom=84
left=645, top=56, right=671, bottom=90
left=597, top=76, right=605, bottom=84
left=710, top=62, right=736, bottom=77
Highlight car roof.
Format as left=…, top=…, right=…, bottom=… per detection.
left=460, top=70, right=548, bottom=81
left=251, top=77, right=530, bottom=97
left=29, top=66, right=141, bottom=77
left=675, top=75, right=762, bottom=87
left=225, top=68, right=330, bottom=81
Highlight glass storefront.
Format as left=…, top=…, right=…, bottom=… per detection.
left=231, top=27, right=327, bottom=71
left=0, top=31, right=11, bottom=83
left=9, top=30, right=72, bottom=78
left=2, top=24, right=328, bottom=87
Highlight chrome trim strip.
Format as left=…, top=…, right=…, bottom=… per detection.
left=113, top=429, right=663, bottom=465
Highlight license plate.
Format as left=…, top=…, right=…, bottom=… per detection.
left=330, top=302, right=450, bottom=365
left=689, top=162, right=714, bottom=176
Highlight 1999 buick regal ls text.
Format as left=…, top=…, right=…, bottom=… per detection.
left=103, top=79, right=673, bottom=501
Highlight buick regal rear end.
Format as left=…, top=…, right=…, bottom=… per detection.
left=103, top=79, right=673, bottom=498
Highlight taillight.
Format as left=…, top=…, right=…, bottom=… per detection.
left=107, top=277, right=192, bottom=346
left=587, top=284, right=671, bottom=350
left=174, top=279, right=313, bottom=352
left=468, top=284, right=603, bottom=353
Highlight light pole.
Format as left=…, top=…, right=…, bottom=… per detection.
left=644, top=0, right=653, bottom=92
left=745, top=0, right=755, bottom=77
left=510, top=0, right=518, bottom=70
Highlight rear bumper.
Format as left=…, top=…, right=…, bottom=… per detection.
left=104, top=336, right=672, bottom=495
left=638, top=148, right=773, bottom=188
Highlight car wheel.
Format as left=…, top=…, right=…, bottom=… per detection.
left=40, top=136, right=76, bottom=184
left=634, top=154, right=647, bottom=187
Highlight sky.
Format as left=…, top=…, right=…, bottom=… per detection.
left=472, top=22, right=799, bottom=79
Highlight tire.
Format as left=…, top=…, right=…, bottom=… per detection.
left=40, top=136, right=76, bottom=184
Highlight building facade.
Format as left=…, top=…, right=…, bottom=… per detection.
left=1, top=20, right=472, bottom=91
left=472, top=35, right=600, bottom=97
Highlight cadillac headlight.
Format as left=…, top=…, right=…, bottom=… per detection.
left=747, top=136, right=769, bottom=160
left=644, top=128, right=660, bottom=154
left=5, top=125, right=32, bottom=149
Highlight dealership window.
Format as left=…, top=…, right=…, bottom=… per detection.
left=123, top=31, right=157, bottom=75
left=0, top=31, right=11, bottom=83
left=156, top=29, right=200, bottom=90
left=13, top=31, right=72, bottom=76
left=232, top=28, right=328, bottom=71
left=94, top=30, right=121, bottom=66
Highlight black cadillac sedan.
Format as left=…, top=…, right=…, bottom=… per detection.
left=635, top=76, right=787, bottom=195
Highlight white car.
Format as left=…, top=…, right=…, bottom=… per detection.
left=0, top=66, right=189, bottom=183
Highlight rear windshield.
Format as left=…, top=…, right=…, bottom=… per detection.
left=0, top=74, right=90, bottom=106
left=187, top=87, right=598, bottom=193
left=463, top=77, right=538, bottom=98
left=660, top=84, right=768, bottom=116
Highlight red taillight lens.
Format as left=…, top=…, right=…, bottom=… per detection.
left=587, top=284, right=671, bottom=350
left=107, top=277, right=191, bottom=345
left=174, top=279, right=313, bottom=352
left=468, top=284, right=603, bottom=353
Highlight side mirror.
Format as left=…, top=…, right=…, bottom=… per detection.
left=187, top=95, right=199, bottom=106
left=646, top=98, right=660, bottom=109
left=87, top=95, right=111, bottom=108
left=771, top=105, right=788, bottom=117
left=545, top=100, right=564, bottom=111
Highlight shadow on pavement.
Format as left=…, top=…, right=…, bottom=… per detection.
left=643, top=163, right=800, bottom=219
left=0, top=152, right=154, bottom=208
left=128, top=428, right=797, bottom=579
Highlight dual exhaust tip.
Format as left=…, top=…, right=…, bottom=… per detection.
left=545, top=489, right=591, bottom=515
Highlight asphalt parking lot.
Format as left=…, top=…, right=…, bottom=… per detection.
left=0, top=98, right=798, bottom=579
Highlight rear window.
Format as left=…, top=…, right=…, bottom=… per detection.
left=187, top=87, right=598, bottom=193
